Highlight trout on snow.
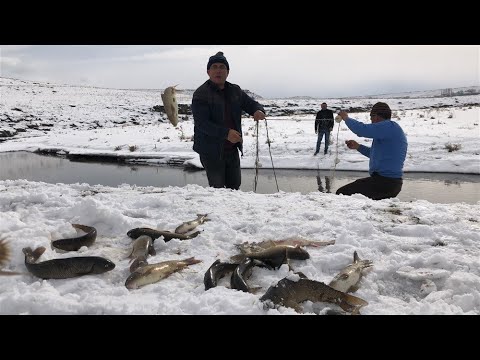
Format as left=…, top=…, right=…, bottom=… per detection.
left=127, top=228, right=201, bottom=242
left=230, top=245, right=310, bottom=269
left=260, top=273, right=368, bottom=314
left=230, top=257, right=272, bottom=293
left=128, top=235, right=156, bottom=272
left=236, top=237, right=335, bottom=254
left=204, top=259, right=238, bottom=291
left=23, top=246, right=115, bottom=279
left=174, top=214, right=210, bottom=234
left=328, top=251, right=373, bottom=293
left=125, top=257, right=202, bottom=290
left=51, top=224, right=97, bottom=251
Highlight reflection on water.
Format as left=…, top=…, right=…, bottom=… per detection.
left=1, top=151, right=479, bottom=204
left=316, top=174, right=332, bottom=194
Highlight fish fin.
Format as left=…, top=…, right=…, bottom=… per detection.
left=295, top=271, right=308, bottom=279
left=339, top=292, right=368, bottom=313
left=182, top=257, right=202, bottom=265
left=0, top=270, right=24, bottom=276
left=353, top=251, right=360, bottom=263
left=283, top=300, right=303, bottom=313
left=249, top=286, right=263, bottom=294
left=130, top=256, right=148, bottom=272
left=0, top=239, right=11, bottom=267
left=348, top=284, right=360, bottom=293
left=251, top=259, right=274, bottom=270
left=230, top=254, right=245, bottom=263
left=148, top=245, right=156, bottom=256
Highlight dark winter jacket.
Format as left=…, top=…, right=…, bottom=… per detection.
left=315, top=109, right=334, bottom=132
left=192, top=80, right=265, bottom=159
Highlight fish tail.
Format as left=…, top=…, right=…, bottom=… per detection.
left=0, top=270, right=23, bottom=276
left=339, top=292, right=368, bottom=313
left=230, top=254, right=245, bottom=263
left=22, top=246, right=46, bottom=263
left=182, top=257, right=202, bottom=265
left=0, top=239, right=11, bottom=267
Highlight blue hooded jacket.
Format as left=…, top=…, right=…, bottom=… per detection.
left=345, top=117, right=408, bottom=178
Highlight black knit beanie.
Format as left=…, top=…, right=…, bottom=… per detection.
left=207, top=51, right=230, bottom=70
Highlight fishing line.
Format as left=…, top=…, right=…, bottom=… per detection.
left=330, top=115, right=342, bottom=180
left=264, top=118, right=279, bottom=192
left=253, top=118, right=279, bottom=193
left=254, top=120, right=260, bottom=192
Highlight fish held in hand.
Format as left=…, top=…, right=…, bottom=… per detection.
left=161, top=85, right=179, bottom=127
left=328, top=251, right=373, bottom=293
left=174, top=214, right=210, bottom=234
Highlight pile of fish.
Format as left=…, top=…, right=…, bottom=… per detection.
left=124, top=214, right=209, bottom=289
left=8, top=212, right=374, bottom=314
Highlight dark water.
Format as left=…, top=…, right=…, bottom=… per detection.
left=1, top=152, right=479, bottom=204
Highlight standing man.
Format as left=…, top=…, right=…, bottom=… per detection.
left=335, top=102, right=408, bottom=200
left=314, top=102, right=334, bottom=155
left=191, top=51, right=266, bottom=190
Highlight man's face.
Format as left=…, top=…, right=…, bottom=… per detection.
left=321, top=103, right=327, bottom=110
left=208, top=63, right=229, bottom=87
left=370, top=113, right=381, bottom=123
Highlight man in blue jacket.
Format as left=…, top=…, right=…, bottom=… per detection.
left=335, top=102, right=408, bottom=200
left=191, top=51, right=266, bottom=190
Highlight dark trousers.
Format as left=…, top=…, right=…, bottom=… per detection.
left=336, top=173, right=403, bottom=200
left=200, top=150, right=241, bottom=190
left=315, top=129, right=330, bottom=154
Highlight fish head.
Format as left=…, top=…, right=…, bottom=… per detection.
left=92, top=258, right=116, bottom=274
left=164, top=85, right=178, bottom=96
left=125, top=271, right=146, bottom=290
left=288, top=246, right=310, bottom=260
left=127, top=228, right=137, bottom=238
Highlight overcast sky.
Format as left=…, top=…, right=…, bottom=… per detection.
left=1, top=45, right=479, bottom=98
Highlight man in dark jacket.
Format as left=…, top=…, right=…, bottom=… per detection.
left=314, top=102, right=334, bottom=155
left=191, top=51, right=266, bottom=190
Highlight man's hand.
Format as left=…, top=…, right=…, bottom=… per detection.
left=338, top=110, right=349, bottom=121
left=227, top=129, right=243, bottom=144
left=253, top=110, right=266, bottom=121
left=345, top=140, right=359, bottom=150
